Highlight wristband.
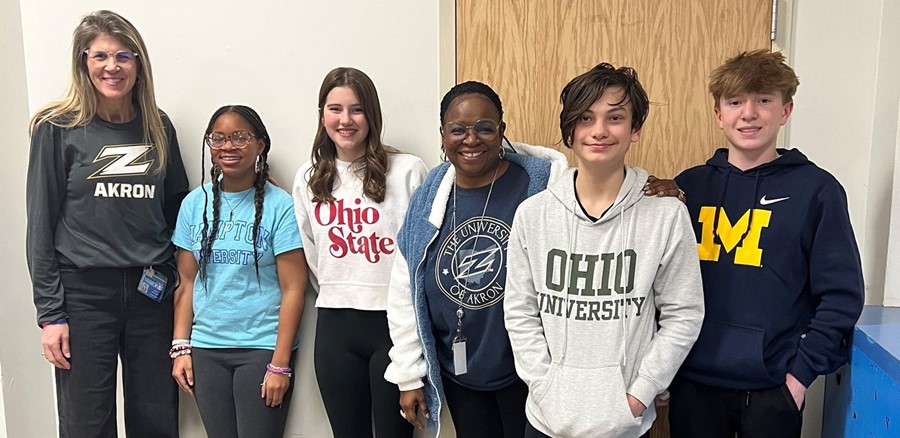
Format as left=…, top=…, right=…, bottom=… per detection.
left=40, top=318, right=67, bottom=328
left=266, top=363, right=293, bottom=377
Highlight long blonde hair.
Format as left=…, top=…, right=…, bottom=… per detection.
left=29, top=10, right=169, bottom=171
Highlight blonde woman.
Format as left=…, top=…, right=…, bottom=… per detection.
left=26, top=10, right=187, bottom=437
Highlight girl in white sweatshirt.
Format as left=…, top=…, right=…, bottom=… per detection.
left=292, top=67, right=427, bottom=438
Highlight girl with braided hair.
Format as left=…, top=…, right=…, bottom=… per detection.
left=171, top=105, right=308, bottom=437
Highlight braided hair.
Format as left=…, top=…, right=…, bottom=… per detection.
left=198, top=105, right=272, bottom=286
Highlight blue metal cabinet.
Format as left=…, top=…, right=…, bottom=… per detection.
left=823, top=306, right=900, bottom=437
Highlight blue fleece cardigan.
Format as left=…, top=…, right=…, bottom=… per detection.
left=395, top=149, right=556, bottom=433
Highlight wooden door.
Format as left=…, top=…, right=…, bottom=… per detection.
left=456, top=0, right=772, bottom=178
left=456, top=1, right=771, bottom=437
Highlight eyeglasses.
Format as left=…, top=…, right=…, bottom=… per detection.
left=205, top=132, right=257, bottom=149
left=441, top=120, right=501, bottom=142
left=84, top=49, right=139, bottom=64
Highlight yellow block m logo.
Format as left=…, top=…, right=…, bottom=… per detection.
left=697, top=207, right=771, bottom=267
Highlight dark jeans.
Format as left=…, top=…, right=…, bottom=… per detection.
left=192, top=348, right=296, bottom=438
left=669, top=376, right=803, bottom=438
left=56, top=267, right=178, bottom=438
left=442, top=375, right=528, bottom=438
left=314, top=308, right=412, bottom=438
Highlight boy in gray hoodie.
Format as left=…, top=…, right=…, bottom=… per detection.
left=504, top=63, right=705, bottom=438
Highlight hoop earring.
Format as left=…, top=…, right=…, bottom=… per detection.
left=440, top=145, right=447, bottom=162
left=499, top=146, right=506, bottom=159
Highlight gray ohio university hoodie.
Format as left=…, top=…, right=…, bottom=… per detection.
left=504, top=166, right=704, bottom=438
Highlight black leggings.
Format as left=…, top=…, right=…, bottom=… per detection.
left=442, top=375, right=528, bottom=438
left=314, top=308, right=412, bottom=438
left=192, top=348, right=296, bottom=438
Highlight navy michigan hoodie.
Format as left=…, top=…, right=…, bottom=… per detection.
left=674, top=148, right=864, bottom=390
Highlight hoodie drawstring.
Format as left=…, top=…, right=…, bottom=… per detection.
left=560, top=197, right=580, bottom=364
left=712, top=167, right=732, bottom=246
left=620, top=206, right=629, bottom=369
left=713, top=166, right=762, bottom=249
left=564, top=169, right=638, bottom=371
left=737, top=172, right=761, bottom=248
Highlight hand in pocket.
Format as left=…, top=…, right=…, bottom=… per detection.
left=626, top=394, right=646, bottom=417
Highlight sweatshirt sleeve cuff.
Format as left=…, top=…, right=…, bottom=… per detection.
left=397, top=379, right=425, bottom=392
left=788, top=361, right=818, bottom=388
left=37, top=312, right=67, bottom=329
left=627, top=375, right=661, bottom=409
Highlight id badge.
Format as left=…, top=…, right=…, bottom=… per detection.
left=452, top=338, right=467, bottom=376
left=137, top=267, right=168, bottom=302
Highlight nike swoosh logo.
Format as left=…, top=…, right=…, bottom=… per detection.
left=760, top=195, right=790, bottom=206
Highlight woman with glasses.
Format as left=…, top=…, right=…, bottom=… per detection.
left=385, top=81, right=683, bottom=437
left=26, top=10, right=187, bottom=437
left=171, top=105, right=307, bottom=437
left=291, top=67, right=427, bottom=438
left=384, top=81, right=568, bottom=437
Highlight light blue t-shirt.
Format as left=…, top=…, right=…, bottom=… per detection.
left=173, top=181, right=303, bottom=349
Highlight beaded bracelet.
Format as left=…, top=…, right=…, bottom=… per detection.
left=168, top=343, right=192, bottom=359
left=266, top=363, right=293, bottom=377
left=170, top=348, right=191, bottom=359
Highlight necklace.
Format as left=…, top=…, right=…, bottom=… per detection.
left=221, top=189, right=252, bottom=221
left=450, top=162, right=501, bottom=348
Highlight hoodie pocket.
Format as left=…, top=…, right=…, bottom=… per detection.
left=685, top=320, right=772, bottom=383
left=533, top=363, right=641, bottom=438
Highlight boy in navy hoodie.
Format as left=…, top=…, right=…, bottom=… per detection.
left=670, top=50, right=865, bottom=437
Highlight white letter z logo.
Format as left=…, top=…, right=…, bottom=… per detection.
left=88, top=144, right=155, bottom=179
left=456, top=247, right=500, bottom=282
left=759, top=195, right=790, bottom=206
